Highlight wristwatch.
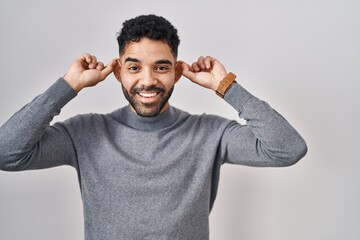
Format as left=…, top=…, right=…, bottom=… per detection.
left=215, top=72, right=237, bottom=98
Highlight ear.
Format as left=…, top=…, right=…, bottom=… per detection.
left=174, top=61, right=183, bottom=84
left=113, top=59, right=122, bottom=82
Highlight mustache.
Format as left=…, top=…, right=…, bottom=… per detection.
left=130, top=85, right=165, bottom=94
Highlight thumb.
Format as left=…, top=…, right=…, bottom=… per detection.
left=100, top=58, right=117, bottom=79
left=180, top=61, right=196, bottom=81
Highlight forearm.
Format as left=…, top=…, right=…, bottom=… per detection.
left=0, top=78, right=77, bottom=170
left=222, top=83, right=307, bottom=166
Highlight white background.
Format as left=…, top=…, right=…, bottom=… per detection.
left=0, top=0, right=359, bottom=239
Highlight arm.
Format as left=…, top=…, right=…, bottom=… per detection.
left=221, top=83, right=307, bottom=166
left=180, top=56, right=307, bottom=167
left=0, top=53, right=116, bottom=171
left=0, top=79, right=77, bottom=170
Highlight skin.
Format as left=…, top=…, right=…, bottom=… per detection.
left=114, top=38, right=181, bottom=116
left=63, top=38, right=229, bottom=115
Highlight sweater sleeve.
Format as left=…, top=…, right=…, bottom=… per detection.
left=0, top=78, right=78, bottom=171
left=220, top=83, right=307, bottom=167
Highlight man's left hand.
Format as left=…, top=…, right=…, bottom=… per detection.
left=179, top=56, right=228, bottom=91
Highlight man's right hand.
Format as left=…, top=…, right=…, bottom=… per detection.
left=63, top=53, right=117, bottom=92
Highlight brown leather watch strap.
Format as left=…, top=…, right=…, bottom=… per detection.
left=215, top=72, right=237, bottom=98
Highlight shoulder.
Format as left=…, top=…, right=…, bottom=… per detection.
left=172, top=106, right=234, bottom=130
left=58, top=111, right=115, bottom=132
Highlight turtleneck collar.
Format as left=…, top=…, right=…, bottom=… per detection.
left=112, top=105, right=179, bottom=131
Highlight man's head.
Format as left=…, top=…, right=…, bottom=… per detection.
left=114, top=15, right=182, bottom=117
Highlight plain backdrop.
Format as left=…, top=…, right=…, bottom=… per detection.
left=0, top=0, right=359, bottom=239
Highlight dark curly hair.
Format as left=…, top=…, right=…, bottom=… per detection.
left=117, top=14, right=180, bottom=58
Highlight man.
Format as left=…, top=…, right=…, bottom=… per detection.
left=0, top=14, right=307, bottom=239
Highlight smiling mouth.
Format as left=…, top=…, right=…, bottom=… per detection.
left=137, top=91, right=160, bottom=98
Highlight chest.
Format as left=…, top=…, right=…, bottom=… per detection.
left=76, top=125, right=218, bottom=198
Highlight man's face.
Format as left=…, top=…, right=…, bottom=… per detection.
left=115, top=38, right=180, bottom=117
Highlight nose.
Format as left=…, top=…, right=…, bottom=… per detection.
left=139, top=67, right=158, bottom=86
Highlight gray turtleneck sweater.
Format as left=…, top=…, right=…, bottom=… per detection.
left=0, top=78, right=307, bottom=240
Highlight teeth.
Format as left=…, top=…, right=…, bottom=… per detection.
left=139, top=92, right=157, bottom=98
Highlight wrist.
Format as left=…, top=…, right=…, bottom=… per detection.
left=215, top=72, right=237, bottom=98
left=63, top=74, right=83, bottom=93
left=210, top=73, right=227, bottom=91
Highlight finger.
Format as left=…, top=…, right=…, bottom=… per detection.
left=81, top=53, right=95, bottom=64
left=96, top=62, right=105, bottom=71
left=78, top=53, right=96, bottom=69
left=82, top=54, right=97, bottom=69
left=88, top=55, right=98, bottom=69
left=90, top=55, right=97, bottom=64
left=204, top=56, right=215, bottom=69
left=197, top=56, right=206, bottom=69
left=78, top=53, right=91, bottom=67
left=191, top=62, right=201, bottom=72
left=80, top=53, right=90, bottom=61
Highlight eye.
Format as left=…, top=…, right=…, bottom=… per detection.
left=128, top=66, right=140, bottom=72
left=155, top=65, right=169, bottom=72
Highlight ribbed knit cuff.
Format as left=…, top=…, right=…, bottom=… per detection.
left=45, top=78, right=78, bottom=110
left=223, top=83, right=253, bottom=113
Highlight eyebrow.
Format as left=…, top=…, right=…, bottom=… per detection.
left=125, top=57, right=140, bottom=63
left=124, top=57, right=173, bottom=65
left=155, top=59, right=173, bottom=65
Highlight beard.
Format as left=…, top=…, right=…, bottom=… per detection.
left=122, top=84, right=174, bottom=117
